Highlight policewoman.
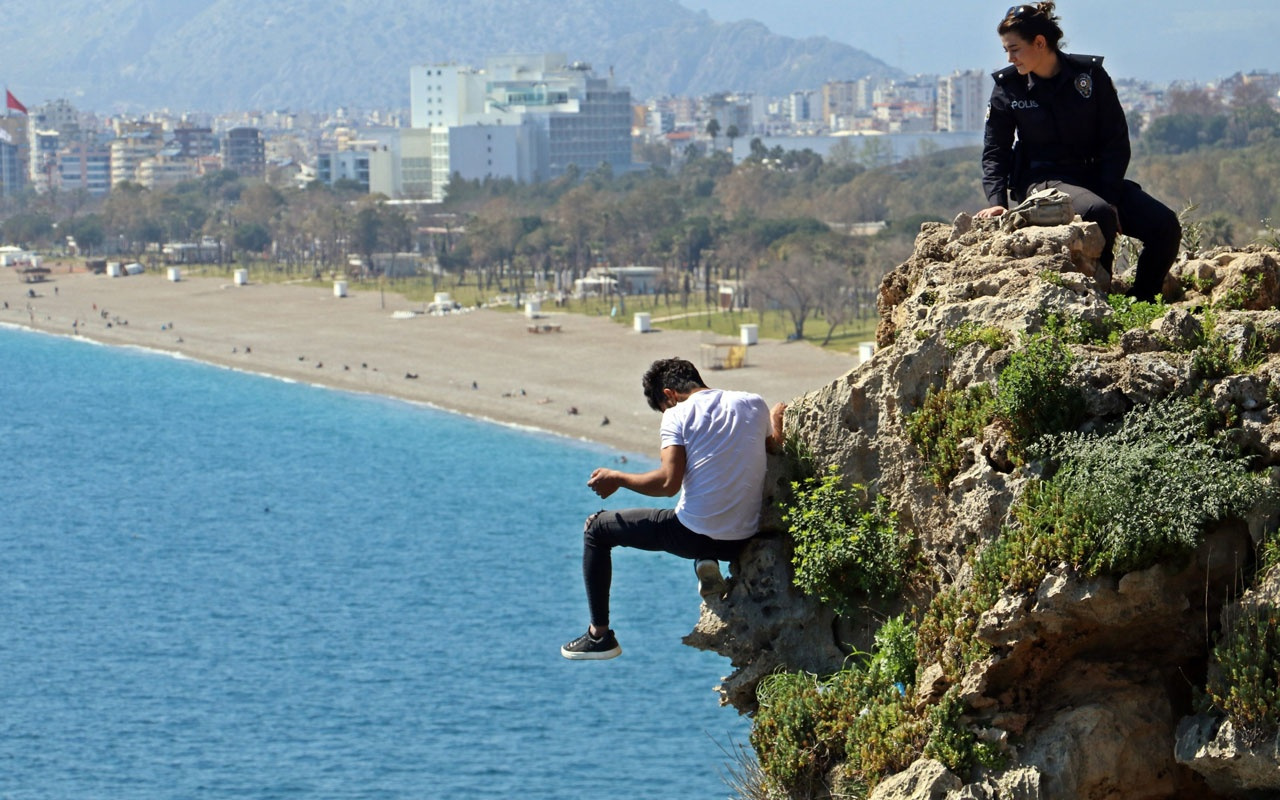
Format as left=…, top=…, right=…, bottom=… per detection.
left=975, top=2, right=1180, bottom=302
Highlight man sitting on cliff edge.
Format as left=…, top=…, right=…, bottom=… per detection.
left=561, top=356, right=787, bottom=660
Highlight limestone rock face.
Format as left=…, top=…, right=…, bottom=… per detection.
left=684, top=535, right=846, bottom=709
left=1175, top=715, right=1280, bottom=798
left=868, top=759, right=961, bottom=800
left=686, top=218, right=1280, bottom=798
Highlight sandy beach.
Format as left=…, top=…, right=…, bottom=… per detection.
left=3, top=264, right=858, bottom=456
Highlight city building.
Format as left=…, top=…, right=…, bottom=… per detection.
left=409, top=53, right=633, bottom=201
left=58, top=141, right=112, bottom=196
left=32, top=99, right=81, bottom=141
left=0, top=136, right=22, bottom=198
left=222, top=127, right=265, bottom=178
left=790, top=90, right=816, bottom=124
left=317, top=150, right=371, bottom=191
left=137, top=150, right=197, bottom=190
left=313, top=126, right=431, bottom=197
left=0, top=117, right=27, bottom=197
left=109, top=123, right=163, bottom=187
left=935, top=69, right=991, bottom=133
left=173, top=126, right=216, bottom=159
left=822, top=80, right=861, bottom=130
left=868, top=75, right=940, bottom=133
left=398, top=128, right=433, bottom=198
left=705, top=93, right=754, bottom=139
left=28, top=128, right=60, bottom=194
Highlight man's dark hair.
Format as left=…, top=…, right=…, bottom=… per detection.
left=642, top=357, right=707, bottom=411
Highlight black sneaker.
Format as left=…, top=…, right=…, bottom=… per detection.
left=696, top=559, right=728, bottom=599
left=561, top=629, right=622, bottom=660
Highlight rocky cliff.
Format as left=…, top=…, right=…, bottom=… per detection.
left=687, top=213, right=1280, bottom=799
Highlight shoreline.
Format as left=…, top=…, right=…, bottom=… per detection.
left=3, top=266, right=858, bottom=457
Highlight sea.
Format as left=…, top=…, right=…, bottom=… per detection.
left=0, top=324, right=751, bottom=799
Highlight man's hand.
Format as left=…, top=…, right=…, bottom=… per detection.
left=766, top=401, right=788, bottom=453
left=975, top=205, right=1007, bottom=219
left=587, top=468, right=623, bottom=499
left=586, top=446, right=685, bottom=499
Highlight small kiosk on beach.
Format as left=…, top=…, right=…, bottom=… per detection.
left=700, top=340, right=748, bottom=371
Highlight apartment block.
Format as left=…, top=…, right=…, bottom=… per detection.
left=398, top=128, right=434, bottom=199
left=789, top=91, right=816, bottom=123
left=223, top=127, right=265, bottom=178
left=822, top=81, right=860, bottom=130
left=33, top=99, right=81, bottom=142
left=109, top=124, right=164, bottom=187
left=935, top=69, right=991, bottom=133
left=58, top=141, right=112, bottom=196
left=0, top=138, right=21, bottom=198
left=705, top=93, right=754, bottom=137
left=410, top=53, right=633, bottom=201
left=173, top=127, right=216, bottom=158
left=317, top=150, right=371, bottom=191
left=137, top=151, right=197, bottom=191
left=29, top=129, right=60, bottom=193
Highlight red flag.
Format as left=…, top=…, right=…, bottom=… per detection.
left=6, top=90, right=27, bottom=115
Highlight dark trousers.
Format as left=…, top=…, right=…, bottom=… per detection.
left=581, top=507, right=747, bottom=630
left=1030, top=179, right=1181, bottom=302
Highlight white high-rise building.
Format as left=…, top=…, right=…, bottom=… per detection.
left=109, top=129, right=163, bottom=187
left=936, top=69, right=992, bottom=133
left=410, top=53, right=633, bottom=201
left=28, top=129, right=59, bottom=194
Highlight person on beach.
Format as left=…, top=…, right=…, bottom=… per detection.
left=975, top=2, right=1180, bottom=302
left=561, top=357, right=787, bottom=661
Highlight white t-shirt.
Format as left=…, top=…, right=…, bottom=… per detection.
left=660, top=388, right=770, bottom=540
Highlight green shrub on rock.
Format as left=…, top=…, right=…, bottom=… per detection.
left=1190, top=310, right=1265, bottom=381
left=994, top=330, right=1085, bottom=448
left=905, top=382, right=997, bottom=488
left=915, top=586, right=987, bottom=685
left=945, top=321, right=1013, bottom=352
left=783, top=467, right=907, bottom=615
left=751, top=617, right=927, bottom=796
left=869, top=614, right=918, bottom=689
left=987, top=396, right=1270, bottom=587
left=751, top=615, right=1003, bottom=795
left=751, top=671, right=830, bottom=792
left=1102, top=294, right=1167, bottom=344
left=1208, top=601, right=1280, bottom=745
left=923, top=689, right=1006, bottom=773
left=1039, top=397, right=1267, bottom=574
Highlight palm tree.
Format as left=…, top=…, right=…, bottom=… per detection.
left=705, top=119, right=721, bottom=153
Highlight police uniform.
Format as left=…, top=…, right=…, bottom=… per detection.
left=982, top=53, right=1180, bottom=301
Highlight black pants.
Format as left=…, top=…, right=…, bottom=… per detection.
left=1029, top=179, right=1181, bottom=302
left=581, top=507, right=747, bottom=630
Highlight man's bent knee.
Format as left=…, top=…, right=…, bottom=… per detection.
left=583, top=510, right=607, bottom=546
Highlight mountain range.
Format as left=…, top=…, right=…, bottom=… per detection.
left=0, top=0, right=899, bottom=113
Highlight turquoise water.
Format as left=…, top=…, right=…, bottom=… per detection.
left=1, top=325, right=749, bottom=798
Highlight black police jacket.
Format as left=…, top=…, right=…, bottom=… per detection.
left=982, top=53, right=1130, bottom=208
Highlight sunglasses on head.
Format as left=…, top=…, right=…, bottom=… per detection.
left=1007, top=4, right=1038, bottom=19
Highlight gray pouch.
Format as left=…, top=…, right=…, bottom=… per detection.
left=1001, top=187, right=1076, bottom=232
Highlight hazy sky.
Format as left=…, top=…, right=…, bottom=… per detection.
left=682, top=1, right=1278, bottom=84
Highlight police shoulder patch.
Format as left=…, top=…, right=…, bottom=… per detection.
left=1075, top=73, right=1093, bottom=99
